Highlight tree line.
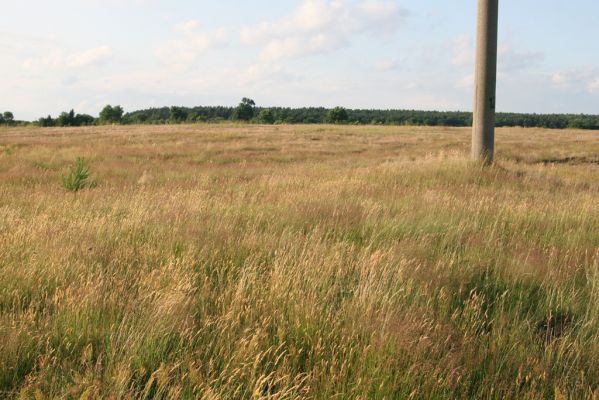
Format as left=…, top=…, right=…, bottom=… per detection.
left=122, top=101, right=599, bottom=130
left=1, top=100, right=599, bottom=129
left=37, top=105, right=124, bottom=127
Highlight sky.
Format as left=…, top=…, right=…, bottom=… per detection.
left=2, top=0, right=599, bottom=120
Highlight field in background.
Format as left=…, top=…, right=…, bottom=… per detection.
left=0, top=124, right=598, bottom=399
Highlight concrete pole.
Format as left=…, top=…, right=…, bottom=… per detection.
left=472, top=0, right=499, bottom=164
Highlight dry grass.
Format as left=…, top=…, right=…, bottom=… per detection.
left=0, top=123, right=598, bottom=399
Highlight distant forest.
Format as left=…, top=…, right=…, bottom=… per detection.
left=122, top=106, right=599, bottom=130
left=2, top=100, right=599, bottom=129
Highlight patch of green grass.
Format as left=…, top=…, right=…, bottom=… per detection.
left=60, top=157, right=92, bottom=192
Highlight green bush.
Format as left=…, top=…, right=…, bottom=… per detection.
left=61, top=158, right=92, bottom=192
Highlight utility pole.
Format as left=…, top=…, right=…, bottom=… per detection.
left=472, top=0, right=499, bottom=164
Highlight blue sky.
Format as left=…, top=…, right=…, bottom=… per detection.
left=2, top=0, right=599, bottom=120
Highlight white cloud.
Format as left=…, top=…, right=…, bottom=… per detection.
left=85, top=0, right=149, bottom=6
left=157, top=20, right=228, bottom=70
left=376, top=59, right=401, bottom=71
left=260, top=33, right=346, bottom=60
left=175, top=20, right=201, bottom=35
left=451, top=35, right=473, bottom=67
left=551, top=71, right=571, bottom=87
left=451, top=35, right=543, bottom=73
left=456, top=73, right=474, bottom=89
left=65, top=46, right=113, bottom=68
left=445, top=36, right=547, bottom=97
left=22, top=45, right=113, bottom=70
left=551, top=67, right=599, bottom=93
left=498, top=44, right=544, bottom=73
left=239, top=63, right=302, bottom=86
left=240, top=0, right=407, bottom=60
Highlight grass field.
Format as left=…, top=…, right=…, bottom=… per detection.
left=0, top=124, right=598, bottom=399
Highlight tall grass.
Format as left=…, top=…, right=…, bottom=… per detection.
left=0, top=124, right=597, bottom=398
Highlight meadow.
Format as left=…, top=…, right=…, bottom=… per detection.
left=0, top=123, right=598, bottom=399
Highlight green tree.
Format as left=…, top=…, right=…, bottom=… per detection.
left=1, top=111, right=14, bottom=124
left=38, top=115, right=55, bottom=127
left=233, top=98, right=256, bottom=121
left=258, top=108, right=275, bottom=124
left=186, top=112, right=199, bottom=123
left=75, top=114, right=95, bottom=126
left=53, top=110, right=95, bottom=127
left=325, top=107, right=349, bottom=124
left=3, top=111, right=14, bottom=122
left=57, top=110, right=77, bottom=127
left=169, top=106, right=187, bottom=123
left=99, top=105, right=124, bottom=124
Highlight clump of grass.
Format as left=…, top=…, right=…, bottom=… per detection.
left=60, top=157, right=91, bottom=192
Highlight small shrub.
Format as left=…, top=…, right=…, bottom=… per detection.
left=61, top=158, right=92, bottom=192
